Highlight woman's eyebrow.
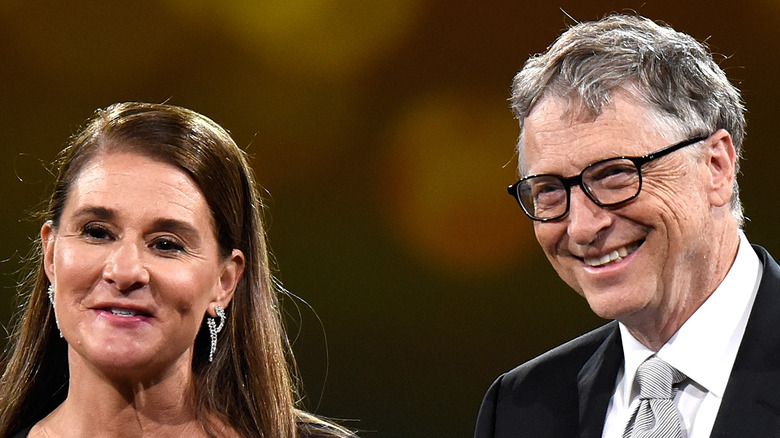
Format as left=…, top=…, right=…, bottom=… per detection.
left=68, top=208, right=202, bottom=243
left=70, top=205, right=116, bottom=222
left=150, top=218, right=202, bottom=245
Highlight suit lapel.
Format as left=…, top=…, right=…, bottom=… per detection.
left=710, top=245, right=780, bottom=436
left=577, top=322, right=623, bottom=438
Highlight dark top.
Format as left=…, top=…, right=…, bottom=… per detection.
left=9, top=426, right=31, bottom=438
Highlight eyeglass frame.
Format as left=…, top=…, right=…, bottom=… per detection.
left=507, top=134, right=710, bottom=221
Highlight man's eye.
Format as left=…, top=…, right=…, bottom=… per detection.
left=535, top=183, right=563, bottom=195
left=533, top=183, right=565, bottom=202
left=590, top=162, right=635, bottom=179
left=589, top=163, right=638, bottom=189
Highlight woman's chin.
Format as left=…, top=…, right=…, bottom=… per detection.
left=71, top=342, right=187, bottom=378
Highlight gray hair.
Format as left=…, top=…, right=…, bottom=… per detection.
left=511, top=14, right=746, bottom=225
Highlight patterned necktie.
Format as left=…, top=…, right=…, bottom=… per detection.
left=622, top=356, right=687, bottom=438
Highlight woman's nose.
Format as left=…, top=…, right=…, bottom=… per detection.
left=102, top=240, right=149, bottom=292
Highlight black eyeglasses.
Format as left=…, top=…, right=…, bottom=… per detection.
left=507, top=135, right=709, bottom=221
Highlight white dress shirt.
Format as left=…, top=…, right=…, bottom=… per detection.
left=601, top=232, right=762, bottom=438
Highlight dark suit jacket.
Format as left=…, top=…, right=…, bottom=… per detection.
left=475, top=245, right=780, bottom=437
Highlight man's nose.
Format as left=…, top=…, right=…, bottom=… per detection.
left=566, top=187, right=612, bottom=246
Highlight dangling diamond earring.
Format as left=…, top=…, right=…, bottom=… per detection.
left=47, top=284, right=63, bottom=338
left=207, top=305, right=226, bottom=362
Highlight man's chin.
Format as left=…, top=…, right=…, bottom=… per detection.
left=584, top=292, right=642, bottom=321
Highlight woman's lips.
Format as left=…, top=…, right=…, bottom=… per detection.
left=109, top=308, right=138, bottom=317
left=94, top=305, right=153, bottom=318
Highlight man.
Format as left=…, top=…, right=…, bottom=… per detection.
left=475, top=14, right=780, bottom=438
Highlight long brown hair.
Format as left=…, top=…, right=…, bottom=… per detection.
left=0, top=102, right=351, bottom=437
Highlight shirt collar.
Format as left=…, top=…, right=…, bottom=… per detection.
left=618, top=231, right=762, bottom=400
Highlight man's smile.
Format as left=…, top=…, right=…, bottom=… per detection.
left=583, top=241, right=642, bottom=267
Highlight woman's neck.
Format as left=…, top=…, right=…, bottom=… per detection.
left=36, top=353, right=210, bottom=437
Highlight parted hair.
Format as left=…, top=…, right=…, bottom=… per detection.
left=510, top=14, right=746, bottom=225
left=0, top=102, right=352, bottom=438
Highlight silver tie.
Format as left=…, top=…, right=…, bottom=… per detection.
left=623, top=356, right=687, bottom=438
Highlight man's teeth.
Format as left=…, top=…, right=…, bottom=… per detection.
left=110, top=308, right=137, bottom=317
left=584, top=244, right=636, bottom=267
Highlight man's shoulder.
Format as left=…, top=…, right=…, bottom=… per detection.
left=752, top=244, right=780, bottom=273
left=498, top=321, right=618, bottom=387
left=475, top=322, right=619, bottom=438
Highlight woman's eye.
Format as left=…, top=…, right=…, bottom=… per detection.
left=152, top=238, right=185, bottom=253
left=82, top=224, right=111, bottom=240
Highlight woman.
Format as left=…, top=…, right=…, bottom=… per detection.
left=0, top=102, right=354, bottom=437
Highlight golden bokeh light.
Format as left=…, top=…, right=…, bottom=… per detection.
left=164, top=0, right=424, bottom=80
left=380, top=92, right=536, bottom=277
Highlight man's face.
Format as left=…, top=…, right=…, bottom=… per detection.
left=523, top=94, right=729, bottom=332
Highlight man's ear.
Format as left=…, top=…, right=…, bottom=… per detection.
left=208, top=248, right=245, bottom=316
left=41, top=221, right=57, bottom=284
left=705, top=129, right=737, bottom=208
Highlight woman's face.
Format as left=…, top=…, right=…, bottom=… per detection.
left=42, top=150, right=244, bottom=379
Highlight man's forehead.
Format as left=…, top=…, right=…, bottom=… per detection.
left=522, top=95, right=663, bottom=172
left=526, top=92, right=652, bottom=126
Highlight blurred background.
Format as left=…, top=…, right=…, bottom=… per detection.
left=1, top=1, right=779, bottom=436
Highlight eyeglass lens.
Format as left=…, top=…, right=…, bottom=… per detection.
left=518, top=157, right=641, bottom=220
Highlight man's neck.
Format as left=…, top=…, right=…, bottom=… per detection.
left=623, top=225, right=741, bottom=351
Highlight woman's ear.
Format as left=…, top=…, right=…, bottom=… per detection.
left=209, top=248, right=245, bottom=316
left=41, top=220, right=57, bottom=284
